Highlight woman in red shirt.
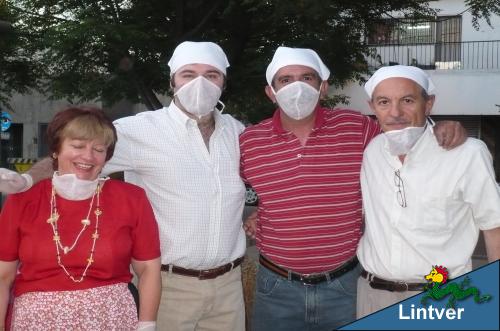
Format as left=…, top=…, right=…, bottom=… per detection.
left=0, top=107, right=161, bottom=330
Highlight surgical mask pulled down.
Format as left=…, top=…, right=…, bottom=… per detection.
left=384, top=125, right=426, bottom=156
left=174, top=76, right=223, bottom=118
left=273, top=81, right=320, bottom=120
left=52, top=172, right=108, bottom=200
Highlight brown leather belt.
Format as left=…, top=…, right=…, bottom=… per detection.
left=259, top=255, right=358, bottom=285
left=161, top=257, right=244, bottom=280
left=361, top=269, right=427, bottom=292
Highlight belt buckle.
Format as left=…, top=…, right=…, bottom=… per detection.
left=300, top=274, right=314, bottom=286
left=396, top=281, right=409, bottom=292
left=300, top=273, right=323, bottom=286
left=198, top=269, right=214, bottom=280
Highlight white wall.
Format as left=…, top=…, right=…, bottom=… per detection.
left=433, top=0, right=500, bottom=41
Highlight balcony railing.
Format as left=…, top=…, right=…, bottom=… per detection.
left=367, top=40, right=500, bottom=70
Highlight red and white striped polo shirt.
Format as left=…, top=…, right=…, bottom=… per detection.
left=240, top=106, right=380, bottom=274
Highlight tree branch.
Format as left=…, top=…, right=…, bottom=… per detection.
left=179, top=0, right=225, bottom=41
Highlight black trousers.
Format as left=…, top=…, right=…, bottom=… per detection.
left=128, top=282, right=140, bottom=315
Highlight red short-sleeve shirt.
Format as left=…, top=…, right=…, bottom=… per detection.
left=240, top=107, right=380, bottom=273
left=0, top=179, right=161, bottom=297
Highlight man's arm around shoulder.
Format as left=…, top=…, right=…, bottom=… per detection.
left=0, top=157, right=53, bottom=194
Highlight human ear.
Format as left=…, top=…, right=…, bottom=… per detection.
left=265, top=85, right=277, bottom=104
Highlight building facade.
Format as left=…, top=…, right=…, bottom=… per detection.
left=338, top=0, right=500, bottom=181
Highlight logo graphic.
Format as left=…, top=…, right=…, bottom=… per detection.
left=1, top=111, right=12, bottom=132
left=421, top=265, right=492, bottom=308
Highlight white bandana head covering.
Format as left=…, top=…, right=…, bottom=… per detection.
left=265, top=46, right=330, bottom=86
left=168, top=41, right=230, bottom=75
left=364, top=65, right=435, bottom=98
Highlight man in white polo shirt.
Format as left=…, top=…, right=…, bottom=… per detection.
left=357, top=65, right=500, bottom=318
left=0, top=41, right=247, bottom=331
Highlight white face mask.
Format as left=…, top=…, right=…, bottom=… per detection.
left=52, top=172, right=104, bottom=200
left=273, top=81, right=320, bottom=120
left=384, top=125, right=426, bottom=156
left=174, top=76, right=222, bottom=118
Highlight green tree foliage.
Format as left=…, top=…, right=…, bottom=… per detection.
left=1, top=1, right=496, bottom=122
left=466, top=0, right=500, bottom=29
left=0, top=1, right=40, bottom=110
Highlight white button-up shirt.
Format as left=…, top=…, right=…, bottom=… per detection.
left=103, top=102, right=247, bottom=269
left=358, top=126, right=500, bottom=282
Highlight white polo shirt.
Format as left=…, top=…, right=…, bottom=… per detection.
left=358, top=126, right=500, bottom=282
left=103, top=102, right=247, bottom=269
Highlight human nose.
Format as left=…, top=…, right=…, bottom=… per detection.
left=388, top=102, right=403, bottom=118
left=81, top=146, right=95, bottom=160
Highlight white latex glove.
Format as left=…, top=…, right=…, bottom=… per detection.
left=0, top=168, right=33, bottom=194
left=137, top=321, right=156, bottom=331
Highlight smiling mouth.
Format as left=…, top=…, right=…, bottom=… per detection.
left=74, top=163, right=93, bottom=170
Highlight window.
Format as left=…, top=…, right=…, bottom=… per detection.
left=368, top=19, right=436, bottom=45
left=368, top=16, right=461, bottom=46
left=435, top=16, right=462, bottom=64
left=367, top=16, right=462, bottom=69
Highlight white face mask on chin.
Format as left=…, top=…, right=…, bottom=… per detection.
left=52, top=172, right=106, bottom=200
left=174, top=76, right=223, bottom=118
left=384, top=125, right=426, bottom=156
left=273, top=81, right=320, bottom=120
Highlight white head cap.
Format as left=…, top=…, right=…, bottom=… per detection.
left=265, top=46, right=330, bottom=86
left=168, top=41, right=230, bottom=75
left=364, top=65, right=435, bottom=98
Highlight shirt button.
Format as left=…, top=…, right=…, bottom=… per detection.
left=297, top=154, right=302, bottom=158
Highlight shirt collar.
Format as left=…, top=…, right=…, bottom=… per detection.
left=413, top=124, right=437, bottom=155
left=168, top=101, right=191, bottom=127
left=271, top=105, right=326, bottom=135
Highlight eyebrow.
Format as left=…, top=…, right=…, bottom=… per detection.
left=374, top=93, right=417, bottom=100
left=277, top=72, right=318, bottom=80
left=177, top=69, right=222, bottom=75
left=177, top=69, right=196, bottom=75
left=205, top=70, right=222, bottom=75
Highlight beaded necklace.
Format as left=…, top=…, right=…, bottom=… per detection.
left=47, top=182, right=102, bottom=283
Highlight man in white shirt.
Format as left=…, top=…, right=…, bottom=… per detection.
left=0, top=41, right=247, bottom=331
left=356, top=65, right=500, bottom=318
left=106, top=41, right=246, bottom=331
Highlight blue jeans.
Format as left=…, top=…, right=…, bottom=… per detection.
left=251, top=263, right=360, bottom=331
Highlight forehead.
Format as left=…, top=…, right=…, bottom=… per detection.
left=60, top=118, right=113, bottom=146
left=372, top=77, right=423, bottom=97
left=273, top=65, right=319, bottom=79
left=175, top=63, right=223, bottom=76
left=61, top=137, right=106, bottom=144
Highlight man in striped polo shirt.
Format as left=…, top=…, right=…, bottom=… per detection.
left=240, top=47, right=466, bottom=331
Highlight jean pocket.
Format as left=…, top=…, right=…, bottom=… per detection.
left=255, top=266, right=282, bottom=296
left=327, top=265, right=360, bottom=296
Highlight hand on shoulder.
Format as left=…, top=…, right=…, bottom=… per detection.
left=0, top=168, right=33, bottom=194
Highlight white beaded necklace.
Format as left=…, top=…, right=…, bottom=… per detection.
left=47, top=182, right=102, bottom=283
